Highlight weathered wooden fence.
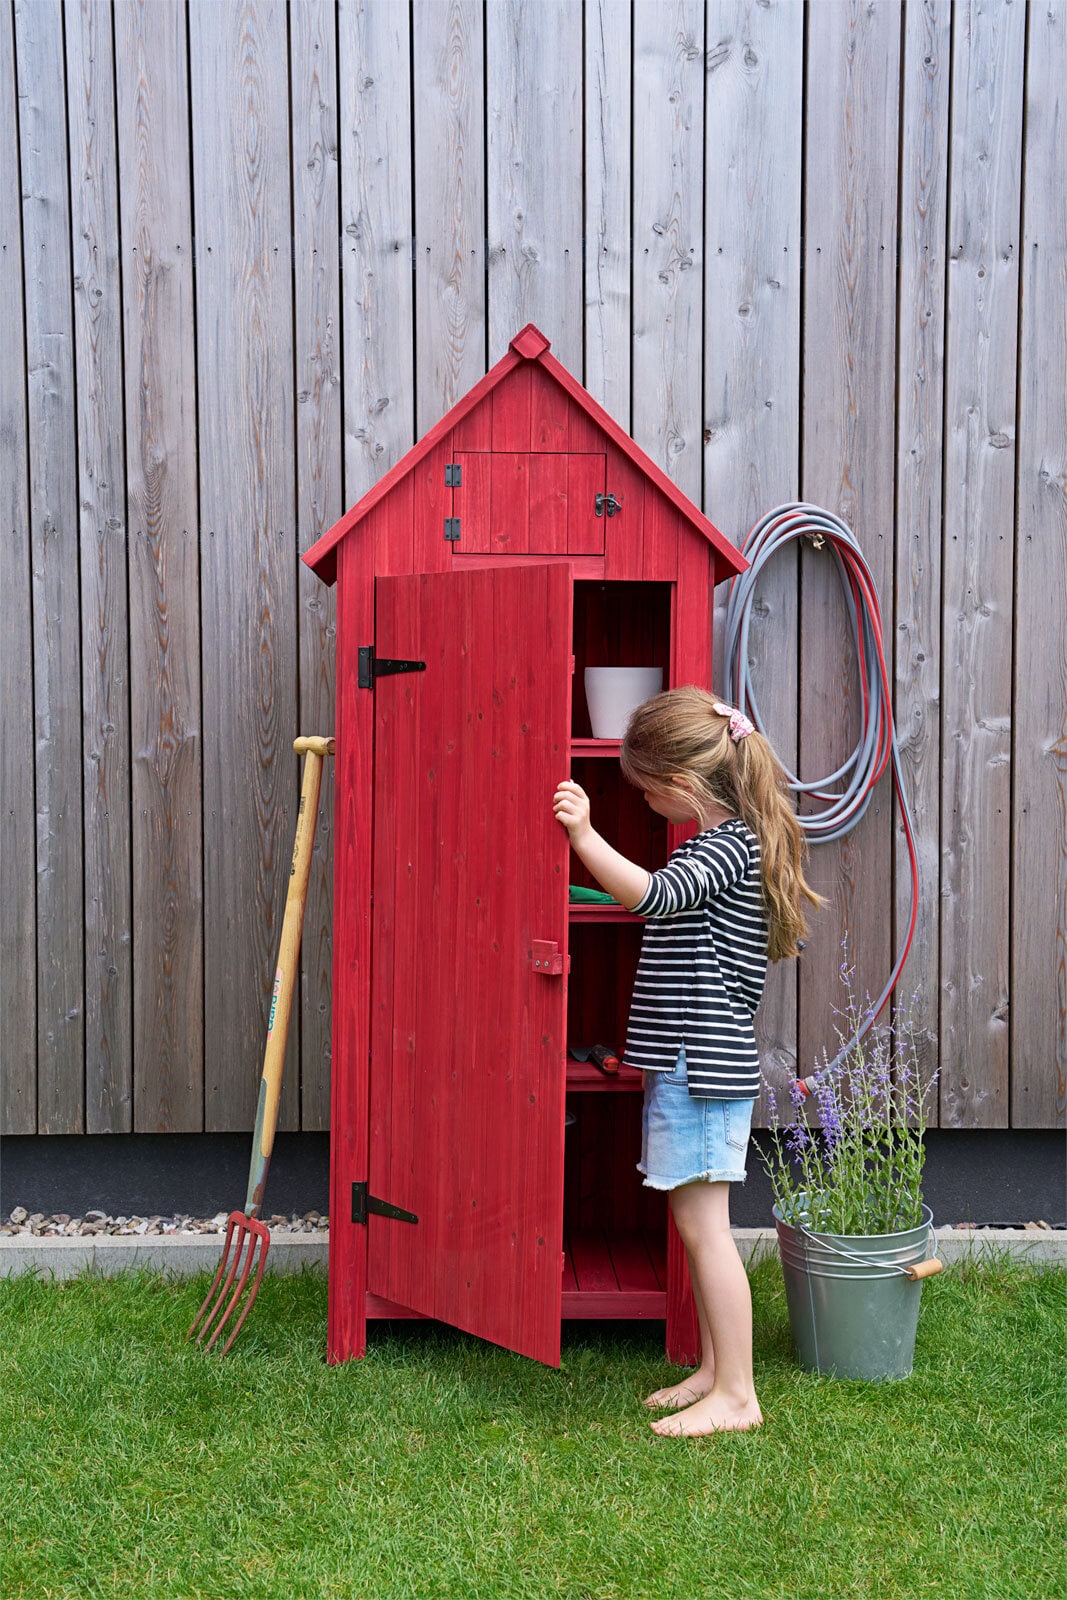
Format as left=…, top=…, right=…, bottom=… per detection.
left=1, top=0, right=1063, bottom=1137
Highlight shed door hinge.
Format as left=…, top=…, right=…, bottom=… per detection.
left=444, top=517, right=461, bottom=541
left=445, top=463, right=462, bottom=487
left=352, top=1182, right=419, bottom=1227
left=358, top=646, right=426, bottom=689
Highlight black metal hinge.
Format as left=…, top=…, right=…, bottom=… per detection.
left=444, top=517, right=461, bottom=541
left=352, top=1181, right=418, bottom=1227
left=445, top=463, right=462, bottom=487
left=358, top=647, right=426, bottom=689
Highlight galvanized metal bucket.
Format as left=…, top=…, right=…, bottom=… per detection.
left=774, top=1203, right=938, bottom=1380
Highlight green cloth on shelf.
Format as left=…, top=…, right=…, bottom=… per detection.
left=568, top=885, right=616, bottom=904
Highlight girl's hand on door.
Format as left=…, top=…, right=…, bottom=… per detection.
left=553, top=779, right=591, bottom=842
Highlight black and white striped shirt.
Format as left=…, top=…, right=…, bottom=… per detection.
left=623, top=818, right=767, bottom=1098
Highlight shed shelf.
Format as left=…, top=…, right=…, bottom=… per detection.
left=565, top=1058, right=642, bottom=1092
left=568, top=904, right=643, bottom=923
left=570, top=738, right=622, bottom=757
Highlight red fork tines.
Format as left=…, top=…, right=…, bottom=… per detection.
left=187, top=1212, right=271, bottom=1357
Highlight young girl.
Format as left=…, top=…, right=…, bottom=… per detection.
left=553, top=686, right=822, bottom=1436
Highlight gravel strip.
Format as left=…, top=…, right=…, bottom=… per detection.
left=2, top=1207, right=329, bottom=1238
left=2, top=1208, right=1060, bottom=1239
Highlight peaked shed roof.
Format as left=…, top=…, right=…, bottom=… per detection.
left=303, top=324, right=747, bottom=586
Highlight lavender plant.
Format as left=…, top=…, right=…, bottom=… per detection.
left=762, top=964, right=938, bottom=1235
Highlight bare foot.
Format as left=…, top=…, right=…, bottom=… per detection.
left=643, top=1372, right=714, bottom=1411
left=649, top=1389, right=763, bottom=1437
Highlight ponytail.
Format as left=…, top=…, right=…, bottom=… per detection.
left=621, top=686, right=824, bottom=961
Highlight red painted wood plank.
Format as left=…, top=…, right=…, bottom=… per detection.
left=642, top=491, right=680, bottom=583
left=452, top=553, right=606, bottom=577
left=529, top=452, right=569, bottom=554
left=607, top=1229, right=662, bottom=1294
left=568, top=1229, right=619, bottom=1293
left=413, top=437, right=454, bottom=573
left=327, top=539, right=374, bottom=1364
left=372, top=477, right=414, bottom=576
left=434, top=568, right=492, bottom=1336
left=453, top=451, right=492, bottom=554
left=566, top=453, right=608, bottom=555
left=452, top=398, right=492, bottom=450
left=601, top=452, right=646, bottom=580
left=560, top=1291, right=667, bottom=1319
left=491, top=364, right=532, bottom=449
left=490, top=452, right=531, bottom=553
left=567, top=395, right=603, bottom=452
left=530, top=364, right=570, bottom=448
left=506, top=564, right=572, bottom=1363
left=672, top=541, right=713, bottom=691
left=367, top=573, right=425, bottom=1315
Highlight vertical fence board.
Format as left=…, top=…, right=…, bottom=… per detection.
left=940, top=0, right=1025, bottom=1128
left=800, top=0, right=901, bottom=1075
left=292, top=0, right=341, bottom=1133
left=191, top=0, right=298, bottom=1132
left=66, top=0, right=132, bottom=1133
left=584, top=0, right=632, bottom=429
left=16, top=0, right=85, bottom=1133
left=339, top=0, right=414, bottom=503
left=116, top=0, right=203, bottom=1134
left=413, top=0, right=486, bottom=437
left=0, top=0, right=35, bottom=1133
left=1011, top=0, right=1067, bottom=1127
left=631, top=0, right=704, bottom=503
left=486, top=0, right=583, bottom=372
left=894, top=0, right=951, bottom=1118
left=704, top=0, right=803, bottom=1112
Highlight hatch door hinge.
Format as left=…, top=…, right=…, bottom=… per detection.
left=445, top=463, right=462, bottom=487
left=444, top=517, right=461, bottom=542
left=352, top=1182, right=418, bottom=1227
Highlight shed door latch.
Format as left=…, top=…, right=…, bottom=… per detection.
left=352, top=1182, right=418, bottom=1227
left=358, top=647, right=426, bottom=689
left=531, top=940, right=568, bottom=975
left=594, top=492, right=622, bottom=518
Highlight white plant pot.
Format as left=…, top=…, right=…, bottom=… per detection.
left=583, top=667, right=663, bottom=740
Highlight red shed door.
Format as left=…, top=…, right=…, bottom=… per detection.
left=367, top=564, right=572, bottom=1365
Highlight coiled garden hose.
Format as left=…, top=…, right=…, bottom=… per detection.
left=721, top=503, right=920, bottom=1093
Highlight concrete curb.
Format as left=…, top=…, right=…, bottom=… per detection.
left=1, top=1227, right=1063, bottom=1281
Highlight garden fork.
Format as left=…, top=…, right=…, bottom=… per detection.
left=188, top=736, right=334, bottom=1356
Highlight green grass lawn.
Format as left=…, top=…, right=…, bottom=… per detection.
left=2, top=1256, right=1063, bottom=1600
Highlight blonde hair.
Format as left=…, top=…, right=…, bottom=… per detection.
left=620, top=685, right=824, bottom=961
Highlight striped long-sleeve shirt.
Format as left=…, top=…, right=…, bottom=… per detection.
left=623, top=818, right=768, bottom=1098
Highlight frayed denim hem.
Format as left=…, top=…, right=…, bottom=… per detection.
left=637, top=1165, right=748, bottom=1190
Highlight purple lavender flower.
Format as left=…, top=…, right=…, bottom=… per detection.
left=814, top=1079, right=844, bottom=1151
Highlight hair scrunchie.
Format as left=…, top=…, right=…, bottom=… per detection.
left=712, top=701, right=755, bottom=743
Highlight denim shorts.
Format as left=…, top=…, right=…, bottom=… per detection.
left=637, top=1044, right=755, bottom=1190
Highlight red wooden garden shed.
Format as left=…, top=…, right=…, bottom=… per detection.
left=304, top=324, right=747, bottom=1368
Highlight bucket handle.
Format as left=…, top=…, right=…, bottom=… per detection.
left=797, top=1216, right=942, bottom=1280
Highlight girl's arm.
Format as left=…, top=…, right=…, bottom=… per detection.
left=553, top=780, right=650, bottom=911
